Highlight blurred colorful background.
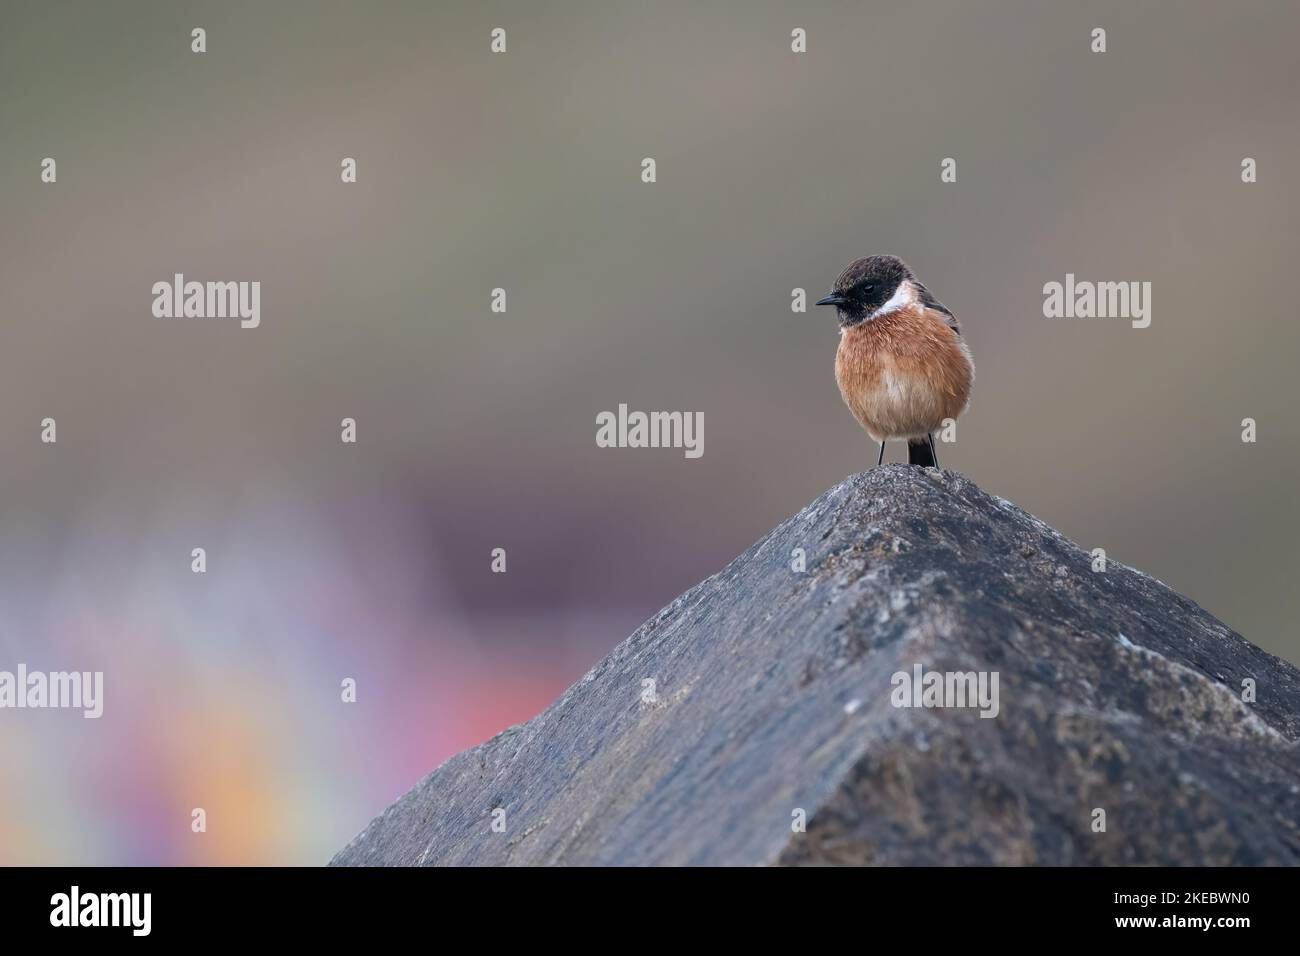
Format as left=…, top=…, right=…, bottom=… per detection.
left=2, top=1, right=1298, bottom=864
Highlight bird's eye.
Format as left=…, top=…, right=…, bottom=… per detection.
left=862, top=284, right=874, bottom=293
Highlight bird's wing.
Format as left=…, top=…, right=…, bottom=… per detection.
left=915, top=281, right=961, bottom=336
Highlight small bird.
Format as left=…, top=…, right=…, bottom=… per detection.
left=815, top=255, right=973, bottom=468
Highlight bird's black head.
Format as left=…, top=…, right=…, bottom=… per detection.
left=815, top=255, right=914, bottom=327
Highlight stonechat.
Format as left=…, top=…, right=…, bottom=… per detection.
left=815, top=255, right=973, bottom=468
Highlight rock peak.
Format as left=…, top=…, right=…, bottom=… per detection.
left=332, top=468, right=1300, bottom=866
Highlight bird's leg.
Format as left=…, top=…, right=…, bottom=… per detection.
left=927, top=433, right=940, bottom=469
left=876, top=441, right=886, bottom=467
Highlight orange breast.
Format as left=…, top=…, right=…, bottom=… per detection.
left=834, top=306, right=974, bottom=441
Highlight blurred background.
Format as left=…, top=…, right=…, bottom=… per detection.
left=1, top=1, right=1297, bottom=864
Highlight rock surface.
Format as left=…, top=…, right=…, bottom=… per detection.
left=331, top=467, right=1300, bottom=866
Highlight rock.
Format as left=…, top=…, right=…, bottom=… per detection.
left=330, top=467, right=1300, bottom=866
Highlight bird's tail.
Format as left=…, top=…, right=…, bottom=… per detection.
left=908, top=435, right=938, bottom=468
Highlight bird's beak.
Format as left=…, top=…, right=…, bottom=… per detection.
left=815, top=293, right=846, bottom=307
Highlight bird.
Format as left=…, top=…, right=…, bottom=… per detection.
left=815, top=255, right=973, bottom=468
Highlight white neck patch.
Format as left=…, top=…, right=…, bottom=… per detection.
left=868, top=279, right=919, bottom=320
